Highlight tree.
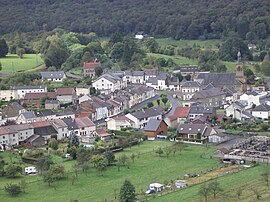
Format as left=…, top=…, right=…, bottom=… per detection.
left=147, top=102, right=154, bottom=108
left=104, top=150, right=115, bottom=166
left=199, top=183, right=211, bottom=202
left=91, top=154, right=108, bottom=176
left=0, top=158, right=4, bottom=176
left=208, top=180, right=223, bottom=198
left=76, top=147, right=91, bottom=169
left=130, top=153, right=136, bottom=163
left=43, top=164, right=66, bottom=187
left=164, top=146, right=172, bottom=158
left=252, top=189, right=261, bottom=200
left=118, top=154, right=129, bottom=168
left=261, top=52, right=270, bottom=76
left=48, top=138, right=58, bottom=150
left=69, top=133, right=80, bottom=148
left=0, top=61, right=2, bottom=71
left=36, top=155, right=52, bottom=175
left=155, top=147, right=164, bottom=157
left=95, top=66, right=103, bottom=77
left=143, top=38, right=158, bottom=53
left=5, top=183, right=22, bottom=196
left=5, top=164, right=22, bottom=178
left=119, top=180, right=136, bottom=202
left=16, top=47, right=25, bottom=59
left=161, top=97, right=168, bottom=105
left=261, top=167, right=270, bottom=186
left=0, top=39, right=9, bottom=57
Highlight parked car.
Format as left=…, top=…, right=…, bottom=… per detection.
left=184, top=173, right=199, bottom=178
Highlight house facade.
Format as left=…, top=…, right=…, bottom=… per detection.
left=56, top=88, right=77, bottom=104
left=180, top=81, right=201, bottom=100
left=11, top=86, right=47, bottom=99
left=107, top=116, right=134, bottom=130
left=144, top=119, right=168, bottom=140
left=40, top=71, right=66, bottom=82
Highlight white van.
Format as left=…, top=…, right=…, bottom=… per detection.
left=25, top=166, right=37, bottom=175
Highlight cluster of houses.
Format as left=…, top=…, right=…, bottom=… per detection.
left=1, top=51, right=269, bottom=148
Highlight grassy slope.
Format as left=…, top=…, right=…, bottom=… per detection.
left=152, top=164, right=270, bottom=202
left=0, top=141, right=220, bottom=202
left=0, top=54, right=43, bottom=73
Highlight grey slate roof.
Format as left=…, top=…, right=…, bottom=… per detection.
left=35, top=110, right=56, bottom=117
left=62, top=118, right=79, bottom=130
left=97, top=73, right=122, bottom=84
left=181, top=81, right=201, bottom=88
left=22, top=111, right=36, bottom=119
left=246, top=91, right=259, bottom=96
left=196, top=73, right=240, bottom=86
left=11, top=102, right=24, bottom=110
left=144, top=119, right=163, bottom=131
left=177, top=123, right=213, bottom=137
left=194, top=87, right=225, bottom=98
left=40, top=71, right=65, bottom=79
left=189, top=106, right=214, bottom=114
left=131, top=108, right=162, bottom=119
left=253, top=104, right=270, bottom=112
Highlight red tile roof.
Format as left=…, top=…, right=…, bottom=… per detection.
left=96, top=129, right=112, bottom=137
left=174, top=107, right=190, bottom=118
left=56, top=88, right=74, bottom=95
left=83, top=62, right=101, bottom=69
left=75, top=117, right=95, bottom=128
left=30, top=121, right=51, bottom=128
left=24, top=92, right=56, bottom=100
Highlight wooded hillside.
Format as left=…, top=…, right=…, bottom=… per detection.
left=0, top=0, right=269, bottom=40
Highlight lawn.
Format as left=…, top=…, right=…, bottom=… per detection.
left=156, top=38, right=221, bottom=50
left=0, top=141, right=220, bottom=202
left=152, top=164, right=270, bottom=202
left=0, top=54, right=43, bottom=73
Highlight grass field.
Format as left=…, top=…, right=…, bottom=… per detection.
left=0, top=54, right=43, bottom=73
left=0, top=141, right=220, bottom=202
left=156, top=38, right=221, bottom=50
left=152, top=164, right=270, bottom=202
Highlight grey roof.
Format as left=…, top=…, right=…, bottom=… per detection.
left=144, top=119, right=163, bottom=131
left=189, top=106, right=214, bottom=114
left=45, top=100, right=59, bottom=104
left=131, top=108, right=162, bottom=119
left=97, top=73, right=122, bottom=84
left=146, top=77, right=158, bottom=85
left=56, top=110, right=75, bottom=117
left=181, top=81, right=201, bottom=88
left=62, top=118, right=79, bottom=130
left=11, top=102, right=24, bottom=111
left=194, top=87, right=225, bottom=98
left=246, top=91, right=259, bottom=96
left=196, top=73, right=240, bottom=86
left=178, top=66, right=198, bottom=72
left=125, top=71, right=144, bottom=76
left=253, top=104, right=270, bottom=112
left=10, top=85, right=46, bottom=90
left=22, top=111, right=36, bottom=119
left=157, top=72, right=168, bottom=80
left=234, top=101, right=247, bottom=109
left=40, top=71, right=65, bottom=79
left=177, top=123, right=213, bottom=137
left=35, top=110, right=56, bottom=117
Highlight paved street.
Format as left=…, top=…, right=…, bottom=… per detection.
left=166, top=92, right=181, bottom=116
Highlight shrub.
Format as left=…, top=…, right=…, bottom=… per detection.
left=5, top=183, right=22, bottom=196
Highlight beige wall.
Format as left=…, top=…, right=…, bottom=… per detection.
left=0, top=90, right=18, bottom=101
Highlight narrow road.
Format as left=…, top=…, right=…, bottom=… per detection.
left=130, top=94, right=160, bottom=110
left=166, top=92, right=181, bottom=116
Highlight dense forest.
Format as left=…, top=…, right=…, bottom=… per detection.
left=0, top=0, right=270, bottom=40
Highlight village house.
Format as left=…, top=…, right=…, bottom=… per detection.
left=40, top=71, right=66, bottom=82
left=165, top=106, right=190, bottom=128
left=240, top=91, right=267, bottom=108
left=96, top=129, right=113, bottom=141
left=188, top=106, right=216, bottom=121
left=62, top=118, right=80, bottom=137
left=45, top=100, right=60, bottom=110
left=83, top=61, right=101, bottom=78
left=10, top=85, right=47, bottom=99
left=22, top=92, right=57, bottom=108
left=180, top=81, right=201, bottom=100
left=56, top=110, right=75, bottom=119
left=34, top=109, right=56, bottom=122
left=51, top=119, right=69, bottom=140
left=0, top=89, right=18, bottom=101
left=56, top=88, right=77, bottom=104
left=167, top=77, right=180, bottom=91
left=208, top=132, right=230, bottom=143
left=252, top=103, right=270, bottom=120
left=75, top=117, right=96, bottom=143
left=189, top=87, right=226, bottom=108
left=92, top=73, right=126, bottom=94
left=17, top=111, right=37, bottom=124
left=1, top=102, right=26, bottom=122
left=144, top=119, right=168, bottom=140
left=146, top=72, right=168, bottom=90
left=123, top=71, right=145, bottom=84
left=30, top=121, right=58, bottom=142
left=125, top=108, right=163, bottom=129
left=107, top=116, right=134, bottom=130
left=223, top=87, right=238, bottom=104
left=225, top=101, right=253, bottom=120
left=177, top=124, right=216, bottom=144
left=76, top=86, right=90, bottom=96
left=177, top=66, right=199, bottom=77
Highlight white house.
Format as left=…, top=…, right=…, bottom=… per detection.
left=51, top=119, right=69, bottom=140
left=225, top=101, right=253, bottom=120
left=146, top=72, right=168, bottom=90
left=125, top=108, right=162, bottom=129
left=180, top=81, right=201, bottom=100
left=0, top=90, right=18, bottom=101
left=75, top=117, right=96, bottom=143
left=40, top=71, right=66, bottom=82
left=10, top=86, right=47, bottom=99
left=92, top=73, right=126, bottom=94
left=56, top=88, right=77, bottom=104
left=252, top=104, right=270, bottom=120
left=123, top=71, right=145, bottom=84
left=106, top=116, right=134, bottom=130
left=240, top=91, right=267, bottom=108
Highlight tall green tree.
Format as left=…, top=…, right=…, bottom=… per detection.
left=0, top=39, right=9, bottom=57
left=119, top=180, right=136, bottom=202
left=5, top=164, right=22, bottom=178
left=261, top=52, right=270, bottom=76
left=91, top=154, right=108, bottom=176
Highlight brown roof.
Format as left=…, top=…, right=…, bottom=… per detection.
left=30, top=121, right=51, bottom=128
left=0, top=127, right=9, bottom=135
left=51, top=119, right=68, bottom=128
left=167, top=114, right=178, bottom=121
left=174, top=107, right=190, bottom=118
left=113, top=116, right=131, bottom=121
left=96, top=129, right=112, bottom=137
left=24, top=92, right=56, bottom=100
left=83, top=62, right=101, bottom=69
left=75, top=117, right=95, bottom=128
left=56, top=88, right=74, bottom=95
